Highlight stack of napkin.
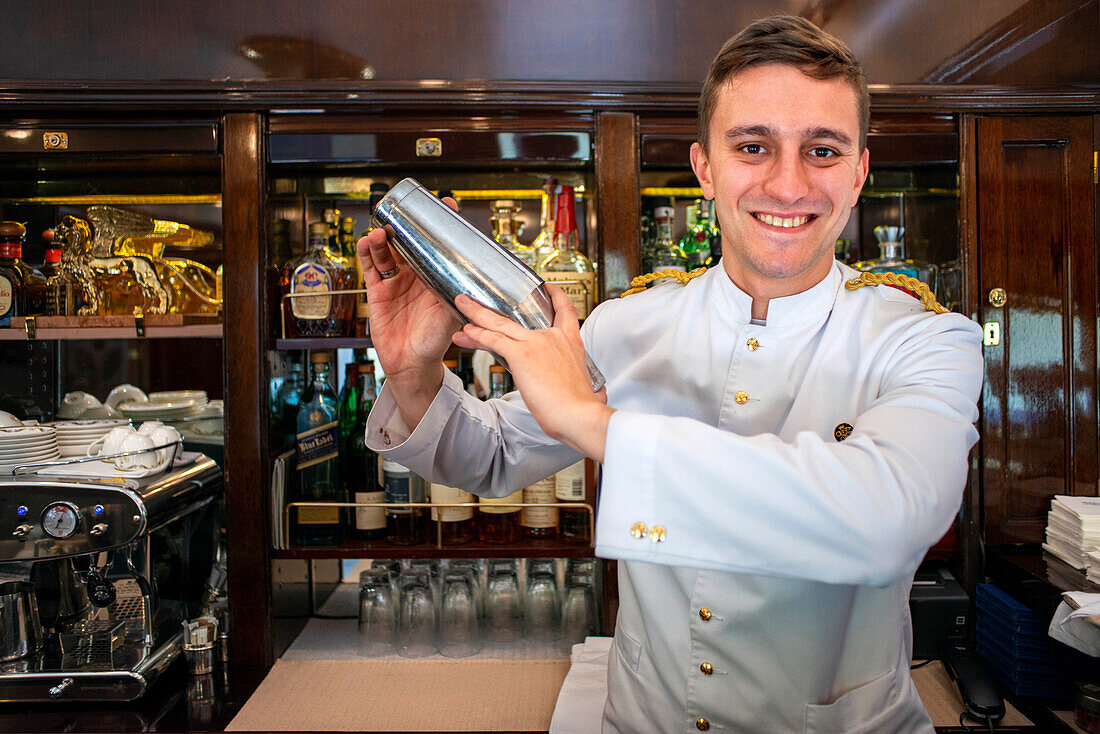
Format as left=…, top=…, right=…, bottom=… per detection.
left=1042, top=495, right=1100, bottom=571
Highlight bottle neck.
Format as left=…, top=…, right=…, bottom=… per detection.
left=309, top=362, right=331, bottom=388
left=878, top=241, right=905, bottom=260
left=0, top=242, right=22, bottom=260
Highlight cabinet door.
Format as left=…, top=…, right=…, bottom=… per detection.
left=978, top=115, right=1096, bottom=544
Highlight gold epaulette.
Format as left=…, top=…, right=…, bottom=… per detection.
left=621, top=267, right=708, bottom=296
left=844, top=271, right=948, bottom=314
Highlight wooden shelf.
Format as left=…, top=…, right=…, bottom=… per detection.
left=273, top=536, right=594, bottom=560
left=1, top=315, right=222, bottom=340
left=274, top=337, right=373, bottom=350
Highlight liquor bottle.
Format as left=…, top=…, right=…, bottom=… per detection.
left=430, top=482, right=476, bottom=545
left=270, top=218, right=292, bottom=269
left=851, top=225, right=938, bottom=296
left=706, top=199, right=722, bottom=267
left=490, top=200, right=534, bottom=269
left=651, top=199, right=688, bottom=277
left=0, top=222, right=25, bottom=327
left=639, top=207, right=656, bottom=275
left=322, top=208, right=342, bottom=259
left=478, top=365, right=523, bottom=544
left=284, top=222, right=355, bottom=337
left=540, top=185, right=597, bottom=318
left=274, top=361, right=305, bottom=449
left=556, top=460, right=590, bottom=543
left=679, top=200, right=712, bottom=269
left=521, top=474, right=558, bottom=539
left=28, top=246, right=71, bottom=316
left=338, top=216, right=357, bottom=260
left=530, top=177, right=557, bottom=272
left=337, top=360, right=360, bottom=449
left=294, top=351, right=343, bottom=546
left=383, top=459, right=425, bottom=546
left=348, top=362, right=385, bottom=540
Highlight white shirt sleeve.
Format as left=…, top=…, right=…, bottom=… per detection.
left=595, top=317, right=983, bottom=587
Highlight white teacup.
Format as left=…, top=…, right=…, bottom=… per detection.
left=137, top=421, right=166, bottom=436
left=58, top=392, right=103, bottom=420
left=0, top=410, right=22, bottom=428
left=105, top=384, right=148, bottom=410
left=147, top=425, right=182, bottom=465
left=112, top=433, right=159, bottom=471
left=86, top=426, right=136, bottom=458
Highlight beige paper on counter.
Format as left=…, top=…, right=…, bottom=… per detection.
left=226, top=658, right=570, bottom=732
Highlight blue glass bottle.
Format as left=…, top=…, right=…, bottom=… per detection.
left=294, top=351, right=343, bottom=545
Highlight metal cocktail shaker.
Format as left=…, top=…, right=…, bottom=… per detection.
left=371, top=178, right=605, bottom=392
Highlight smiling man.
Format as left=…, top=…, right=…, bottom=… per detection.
left=359, top=15, right=983, bottom=734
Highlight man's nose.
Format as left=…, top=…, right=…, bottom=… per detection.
left=761, top=150, right=810, bottom=204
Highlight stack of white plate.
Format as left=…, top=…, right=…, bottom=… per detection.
left=118, top=390, right=207, bottom=422
left=49, top=418, right=130, bottom=457
left=0, top=425, right=60, bottom=471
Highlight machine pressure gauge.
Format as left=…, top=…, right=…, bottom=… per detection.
left=41, top=502, right=81, bottom=539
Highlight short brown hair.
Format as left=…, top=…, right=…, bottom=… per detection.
left=697, top=15, right=869, bottom=152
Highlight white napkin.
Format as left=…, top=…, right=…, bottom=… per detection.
left=549, top=636, right=612, bottom=734
left=1049, top=591, right=1100, bottom=656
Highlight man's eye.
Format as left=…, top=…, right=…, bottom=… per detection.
left=809, top=147, right=836, bottom=159
left=739, top=143, right=765, bottom=155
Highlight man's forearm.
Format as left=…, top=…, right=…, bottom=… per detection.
left=386, top=363, right=446, bottom=433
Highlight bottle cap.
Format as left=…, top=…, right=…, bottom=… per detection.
left=358, top=362, right=375, bottom=373
left=0, top=221, right=26, bottom=239
left=443, top=359, right=459, bottom=368
left=309, top=351, right=333, bottom=364
left=489, top=365, right=506, bottom=374
left=309, top=222, right=328, bottom=236
left=45, top=248, right=61, bottom=264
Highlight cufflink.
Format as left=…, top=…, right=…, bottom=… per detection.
left=649, top=525, right=666, bottom=543
left=630, top=522, right=647, bottom=539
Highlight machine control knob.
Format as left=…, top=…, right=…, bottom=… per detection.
left=12, top=524, right=33, bottom=539
left=85, top=569, right=117, bottom=608
left=89, top=523, right=108, bottom=536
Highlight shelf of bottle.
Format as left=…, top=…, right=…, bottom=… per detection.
left=0, top=315, right=222, bottom=340
left=274, top=336, right=373, bottom=350
left=272, top=537, right=595, bottom=560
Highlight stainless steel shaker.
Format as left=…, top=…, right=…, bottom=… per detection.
left=0, top=581, right=43, bottom=662
left=371, top=178, right=605, bottom=391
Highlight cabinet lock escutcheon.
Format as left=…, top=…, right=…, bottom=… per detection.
left=988, top=288, right=1007, bottom=308
left=416, top=137, right=442, bottom=157
left=983, top=322, right=1001, bottom=347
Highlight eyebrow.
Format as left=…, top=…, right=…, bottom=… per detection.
left=724, top=124, right=854, bottom=149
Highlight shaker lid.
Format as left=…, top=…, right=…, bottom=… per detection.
left=0, top=221, right=26, bottom=238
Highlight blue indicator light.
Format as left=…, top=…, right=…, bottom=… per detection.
left=93, top=505, right=104, bottom=515
left=16, top=506, right=28, bottom=516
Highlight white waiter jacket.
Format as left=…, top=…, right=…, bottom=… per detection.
left=365, top=261, right=984, bottom=734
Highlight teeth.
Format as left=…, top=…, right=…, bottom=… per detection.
left=756, top=213, right=811, bottom=228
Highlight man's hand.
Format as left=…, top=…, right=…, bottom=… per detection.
left=356, top=199, right=464, bottom=429
left=451, top=286, right=613, bottom=461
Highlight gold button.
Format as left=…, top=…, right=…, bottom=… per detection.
left=699, top=607, right=712, bottom=621
left=630, top=522, right=648, bottom=540
left=734, top=391, right=748, bottom=405
left=649, top=525, right=666, bottom=543
left=700, top=662, right=713, bottom=676
left=746, top=338, right=759, bottom=351
left=696, top=718, right=710, bottom=731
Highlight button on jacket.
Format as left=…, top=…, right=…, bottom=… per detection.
left=366, top=262, right=983, bottom=734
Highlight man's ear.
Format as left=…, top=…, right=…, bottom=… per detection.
left=851, top=147, right=870, bottom=207
left=690, top=142, right=715, bottom=200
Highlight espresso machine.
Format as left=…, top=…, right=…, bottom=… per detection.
left=0, top=454, right=223, bottom=702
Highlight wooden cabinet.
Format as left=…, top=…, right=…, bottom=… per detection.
left=976, top=115, right=1097, bottom=544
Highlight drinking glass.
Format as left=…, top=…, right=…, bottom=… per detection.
left=524, top=564, right=561, bottom=643
left=397, top=568, right=437, bottom=657
left=561, top=581, right=595, bottom=648
left=439, top=569, right=480, bottom=658
left=358, top=568, right=396, bottom=657
left=485, top=563, right=522, bottom=642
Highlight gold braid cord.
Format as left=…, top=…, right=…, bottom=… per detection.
left=844, top=271, right=948, bottom=314
left=621, top=267, right=708, bottom=296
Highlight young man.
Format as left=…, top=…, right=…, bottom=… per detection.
left=359, top=15, right=982, bottom=734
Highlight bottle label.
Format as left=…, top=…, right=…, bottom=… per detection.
left=555, top=461, right=585, bottom=501
left=383, top=464, right=424, bottom=514
left=298, top=504, right=340, bottom=525
left=296, top=420, right=339, bottom=470
left=479, top=489, right=523, bottom=514
left=354, top=490, right=386, bottom=530
left=0, top=273, right=12, bottom=323
left=522, top=477, right=558, bottom=528
left=542, top=271, right=596, bottom=318
left=291, top=263, right=332, bottom=320
left=430, top=483, right=475, bottom=522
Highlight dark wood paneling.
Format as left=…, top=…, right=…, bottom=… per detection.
left=221, top=113, right=274, bottom=672
left=594, top=112, right=640, bottom=297
left=959, top=113, right=982, bottom=594
left=1, top=1, right=1095, bottom=86
left=979, top=115, right=1096, bottom=544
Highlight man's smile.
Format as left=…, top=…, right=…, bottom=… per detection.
left=751, top=212, right=817, bottom=229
